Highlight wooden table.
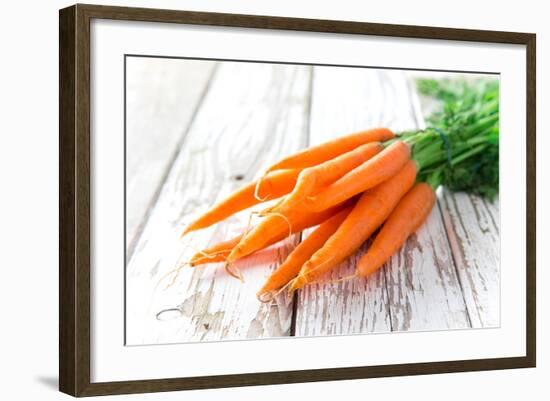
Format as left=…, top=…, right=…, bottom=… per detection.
left=125, top=58, right=499, bottom=345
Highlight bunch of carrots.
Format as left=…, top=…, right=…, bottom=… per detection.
left=179, top=78, right=499, bottom=302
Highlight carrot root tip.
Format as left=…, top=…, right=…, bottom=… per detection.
left=224, top=261, right=244, bottom=282
left=325, top=273, right=357, bottom=286
left=288, top=275, right=306, bottom=293
left=153, top=260, right=191, bottom=292
left=256, top=291, right=275, bottom=303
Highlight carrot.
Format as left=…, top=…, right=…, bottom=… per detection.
left=191, top=202, right=351, bottom=266
left=263, top=128, right=394, bottom=174
left=190, top=253, right=228, bottom=266
left=182, top=169, right=300, bottom=236
left=272, top=142, right=383, bottom=213
left=356, top=183, right=436, bottom=278
left=189, top=232, right=289, bottom=267
left=257, top=206, right=352, bottom=300
left=189, top=234, right=244, bottom=266
left=226, top=201, right=353, bottom=263
left=304, top=140, right=411, bottom=212
left=289, top=160, right=417, bottom=291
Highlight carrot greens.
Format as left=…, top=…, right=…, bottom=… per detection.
left=400, top=78, right=499, bottom=199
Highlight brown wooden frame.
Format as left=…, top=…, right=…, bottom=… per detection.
left=59, top=3, right=536, bottom=397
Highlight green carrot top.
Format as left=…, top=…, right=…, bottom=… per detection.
left=391, top=77, right=499, bottom=200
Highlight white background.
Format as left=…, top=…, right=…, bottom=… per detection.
left=0, top=0, right=545, bottom=400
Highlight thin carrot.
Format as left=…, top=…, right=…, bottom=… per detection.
left=189, top=232, right=290, bottom=267
left=263, top=128, right=394, bottom=173
left=189, top=253, right=227, bottom=266
left=182, top=169, right=300, bottom=236
left=356, top=183, right=436, bottom=278
left=304, top=140, right=411, bottom=212
left=227, top=201, right=353, bottom=263
left=272, top=142, right=383, bottom=213
left=289, top=160, right=417, bottom=291
left=191, top=202, right=351, bottom=266
left=257, top=206, right=352, bottom=301
left=189, top=234, right=244, bottom=266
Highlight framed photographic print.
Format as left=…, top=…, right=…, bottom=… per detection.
left=59, top=3, right=536, bottom=397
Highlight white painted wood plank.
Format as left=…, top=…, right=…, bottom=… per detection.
left=126, top=62, right=312, bottom=344
left=125, top=58, right=215, bottom=250
left=295, top=68, right=470, bottom=336
left=296, top=248, right=391, bottom=336
left=438, top=191, right=500, bottom=328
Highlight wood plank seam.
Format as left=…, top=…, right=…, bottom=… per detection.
left=381, top=266, right=394, bottom=331
left=434, top=201, right=473, bottom=327
left=289, top=66, right=315, bottom=336
left=381, top=75, right=420, bottom=333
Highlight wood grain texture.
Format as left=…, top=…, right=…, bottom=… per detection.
left=438, top=191, right=500, bottom=327
left=125, top=58, right=215, bottom=252
left=295, top=68, right=470, bottom=336
left=126, top=62, right=312, bottom=344
left=59, top=6, right=77, bottom=395
left=80, top=4, right=534, bottom=45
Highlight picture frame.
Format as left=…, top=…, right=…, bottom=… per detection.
left=59, top=3, right=536, bottom=397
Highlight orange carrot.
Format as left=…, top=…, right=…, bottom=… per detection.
left=272, top=142, right=383, bottom=212
left=357, top=183, right=436, bottom=277
left=182, top=169, right=300, bottom=236
left=189, top=234, right=244, bottom=266
left=289, top=160, right=417, bottom=291
left=191, top=202, right=351, bottom=266
left=189, top=232, right=290, bottom=267
left=227, top=201, right=353, bottom=263
left=257, top=206, right=352, bottom=300
left=190, top=253, right=228, bottom=266
left=304, top=140, right=411, bottom=212
left=263, top=128, right=394, bottom=173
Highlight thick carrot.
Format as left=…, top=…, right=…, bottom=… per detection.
left=257, top=206, right=352, bottom=300
left=182, top=169, right=300, bottom=236
left=227, top=201, right=353, bottom=263
left=289, top=160, right=417, bottom=291
left=272, top=142, right=383, bottom=213
left=304, top=140, right=411, bottom=212
left=357, top=183, right=436, bottom=277
left=263, top=128, right=394, bottom=173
